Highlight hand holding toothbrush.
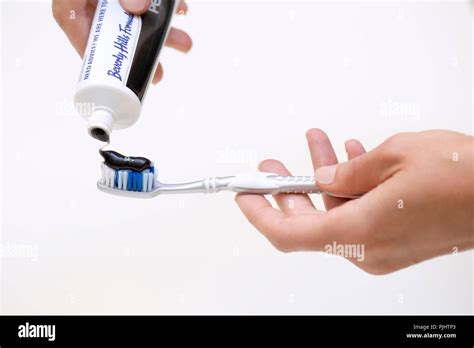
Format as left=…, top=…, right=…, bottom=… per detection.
left=52, top=0, right=192, bottom=84
left=236, top=129, right=474, bottom=274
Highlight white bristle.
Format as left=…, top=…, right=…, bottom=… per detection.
left=148, top=172, right=154, bottom=191
left=142, top=172, right=149, bottom=192
left=118, top=171, right=123, bottom=190
left=111, top=169, right=116, bottom=188
left=104, top=167, right=108, bottom=187
left=108, top=167, right=115, bottom=188
left=105, top=167, right=110, bottom=187
left=99, top=165, right=158, bottom=193
left=101, top=164, right=106, bottom=184
left=122, top=171, right=128, bottom=191
left=105, top=166, right=110, bottom=187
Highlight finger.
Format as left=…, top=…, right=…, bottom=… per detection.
left=345, top=139, right=366, bottom=160
left=235, top=193, right=286, bottom=238
left=259, top=160, right=315, bottom=215
left=306, top=128, right=346, bottom=210
left=165, top=28, right=193, bottom=53
left=177, top=0, right=188, bottom=15
left=52, top=0, right=96, bottom=56
left=235, top=193, right=324, bottom=252
left=236, top=192, right=366, bottom=253
left=119, top=0, right=151, bottom=14
left=152, top=30, right=193, bottom=85
left=315, top=146, right=399, bottom=197
left=152, top=63, right=164, bottom=84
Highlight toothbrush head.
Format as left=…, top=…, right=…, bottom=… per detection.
left=97, top=150, right=161, bottom=198
left=98, top=164, right=161, bottom=198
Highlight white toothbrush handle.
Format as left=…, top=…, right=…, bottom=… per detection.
left=225, top=172, right=321, bottom=194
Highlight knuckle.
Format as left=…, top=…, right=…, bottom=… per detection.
left=381, top=132, right=412, bottom=153
left=360, top=263, right=393, bottom=275
left=358, top=244, right=398, bottom=275
left=267, top=223, right=296, bottom=253
left=378, top=132, right=414, bottom=164
left=362, top=258, right=399, bottom=275
left=270, top=238, right=294, bottom=253
left=381, top=134, right=400, bottom=153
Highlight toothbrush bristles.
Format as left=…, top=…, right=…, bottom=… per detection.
left=101, top=164, right=156, bottom=192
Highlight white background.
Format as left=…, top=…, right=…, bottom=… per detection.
left=0, top=0, right=472, bottom=314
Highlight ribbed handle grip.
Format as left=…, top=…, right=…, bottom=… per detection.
left=269, top=175, right=320, bottom=194
left=227, top=173, right=321, bottom=194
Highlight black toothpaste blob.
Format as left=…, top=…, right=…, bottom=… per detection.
left=100, top=150, right=152, bottom=172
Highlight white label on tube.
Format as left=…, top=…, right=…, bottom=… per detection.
left=80, top=0, right=142, bottom=85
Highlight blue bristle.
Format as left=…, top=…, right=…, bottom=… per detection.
left=133, top=172, right=138, bottom=191
left=127, top=171, right=133, bottom=191
left=137, top=172, right=143, bottom=192
left=112, top=168, right=153, bottom=192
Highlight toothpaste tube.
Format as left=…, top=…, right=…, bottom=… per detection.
left=74, top=0, right=178, bottom=142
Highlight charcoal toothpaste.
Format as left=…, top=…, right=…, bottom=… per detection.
left=74, top=0, right=178, bottom=142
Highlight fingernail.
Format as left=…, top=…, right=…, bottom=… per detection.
left=121, top=0, right=148, bottom=13
left=315, top=165, right=337, bottom=185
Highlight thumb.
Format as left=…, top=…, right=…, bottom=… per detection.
left=120, top=0, right=151, bottom=14
left=315, top=149, right=399, bottom=197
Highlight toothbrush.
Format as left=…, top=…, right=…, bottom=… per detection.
left=98, top=150, right=359, bottom=199
left=99, top=168, right=321, bottom=198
